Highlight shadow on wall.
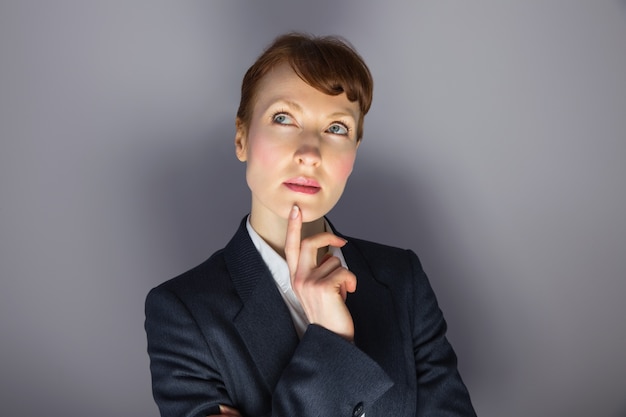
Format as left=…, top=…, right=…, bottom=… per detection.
left=329, top=149, right=499, bottom=383
left=135, top=120, right=250, bottom=283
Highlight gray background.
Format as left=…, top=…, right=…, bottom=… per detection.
left=1, top=1, right=625, bottom=416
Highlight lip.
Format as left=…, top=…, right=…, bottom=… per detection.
left=283, top=177, right=321, bottom=194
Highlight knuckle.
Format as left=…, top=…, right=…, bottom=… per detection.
left=292, top=271, right=305, bottom=284
left=299, top=238, right=314, bottom=250
left=292, top=281, right=305, bottom=294
left=338, top=269, right=356, bottom=282
left=323, top=256, right=341, bottom=268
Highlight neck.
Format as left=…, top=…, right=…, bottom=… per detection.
left=249, top=213, right=326, bottom=259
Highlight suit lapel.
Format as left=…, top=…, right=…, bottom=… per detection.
left=223, top=218, right=299, bottom=391
left=223, top=217, right=397, bottom=390
left=341, top=238, right=399, bottom=371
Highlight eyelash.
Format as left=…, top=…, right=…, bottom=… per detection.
left=271, top=110, right=352, bottom=136
left=328, top=121, right=352, bottom=135
left=271, top=110, right=293, bottom=125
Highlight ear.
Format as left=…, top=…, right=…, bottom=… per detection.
left=235, top=118, right=248, bottom=162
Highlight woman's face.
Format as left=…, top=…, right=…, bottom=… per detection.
left=236, top=63, right=360, bottom=225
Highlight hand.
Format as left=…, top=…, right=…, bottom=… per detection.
left=284, top=205, right=357, bottom=341
left=207, top=404, right=242, bottom=417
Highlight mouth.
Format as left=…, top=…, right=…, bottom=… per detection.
left=283, top=177, right=321, bottom=195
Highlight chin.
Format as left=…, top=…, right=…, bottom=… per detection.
left=301, top=212, right=326, bottom=223
left=296, top=203, right=334, bottom=223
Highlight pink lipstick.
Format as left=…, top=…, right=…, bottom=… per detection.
left=283, top=177, right=321, bottom=194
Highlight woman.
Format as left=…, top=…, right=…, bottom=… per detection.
left=145, top=33, right=477, bottom=417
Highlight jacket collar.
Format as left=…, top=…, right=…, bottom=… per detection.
left=223, top=217, right=299, bottom=391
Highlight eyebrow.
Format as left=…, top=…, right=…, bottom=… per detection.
left=272, top=99, right=303, bottom=112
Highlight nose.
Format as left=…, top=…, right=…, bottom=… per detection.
left=294, top=133, right=321, bottom=167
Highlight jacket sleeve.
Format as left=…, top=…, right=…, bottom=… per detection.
left=145, top=287, right=227, bottom=417
left=146, top=286, right=393, bottom=417
left=273, top=324, right=393, bottom=416
left=407, top=250, right=477, bottom=416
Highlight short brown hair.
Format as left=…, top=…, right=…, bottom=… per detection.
left=236, top=32, right=373, bottom=141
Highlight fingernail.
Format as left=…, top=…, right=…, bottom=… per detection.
left=290, top=205, right=299, bottom=219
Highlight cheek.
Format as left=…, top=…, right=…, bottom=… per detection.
left=333, top=152, right=357, bottom=180
left=248, top=134, right=281, bottom=166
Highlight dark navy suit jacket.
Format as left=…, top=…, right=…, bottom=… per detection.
left=145, top=218, right=476, bottom=417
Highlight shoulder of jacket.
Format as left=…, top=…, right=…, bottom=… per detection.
left=151, top=248, right=230, bottom=295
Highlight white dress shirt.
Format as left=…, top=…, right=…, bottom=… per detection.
left=246, top=216, right=349, bottom=338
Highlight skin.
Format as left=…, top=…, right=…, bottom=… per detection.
left=210, top=63, right=361, bottom=417
left=235, top=63, right=360, bottom=255
left=284, top=204, right=357, bottom=340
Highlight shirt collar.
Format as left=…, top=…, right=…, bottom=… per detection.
left=245, top=216, right=348, bottom=294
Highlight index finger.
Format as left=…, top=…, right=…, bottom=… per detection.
left=284, top=205, right=302, bottom=277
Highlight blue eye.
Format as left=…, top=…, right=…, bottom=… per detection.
left=327, top=123, right=349, bottom=135
left=273, top=113, right=294, bottom=125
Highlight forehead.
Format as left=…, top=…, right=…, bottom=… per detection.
left=253, top=63, right=360, bottom=120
